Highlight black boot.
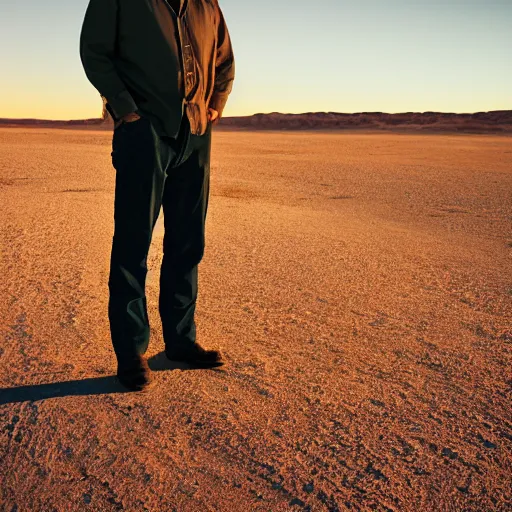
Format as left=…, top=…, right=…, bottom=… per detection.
left=165, top=343, right=223, bottom=367
left=116, top=355, right=153, bottom=391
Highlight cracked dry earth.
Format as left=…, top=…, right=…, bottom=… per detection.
left=1, top=127, right=511, bottom=512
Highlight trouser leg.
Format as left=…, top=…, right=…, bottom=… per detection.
left=159, top=118, right=212, bottom=348
left=108, top=116, right=172, bottom=362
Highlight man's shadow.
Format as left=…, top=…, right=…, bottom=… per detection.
left=0, top=351, right=224, bottom=405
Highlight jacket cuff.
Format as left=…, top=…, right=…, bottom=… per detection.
left=107, top=89, right=139, bottom=119
left=209, top=93, right=229, bottom=118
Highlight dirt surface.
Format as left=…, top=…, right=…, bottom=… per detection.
left=1, top=128, right=511, bottom=511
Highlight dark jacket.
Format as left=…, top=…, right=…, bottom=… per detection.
left=79, top=0, right=235, bottom=138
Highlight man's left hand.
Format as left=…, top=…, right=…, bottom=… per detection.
left=208, top=107, right=220, bottom=125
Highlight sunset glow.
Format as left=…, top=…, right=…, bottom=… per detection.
left=0, top=0, right=510, bottom=119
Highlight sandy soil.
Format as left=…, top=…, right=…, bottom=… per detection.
left=1, top=127, right=511, bottom=512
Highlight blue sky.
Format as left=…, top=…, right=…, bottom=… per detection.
left=0, top=0, right=510, bottom=119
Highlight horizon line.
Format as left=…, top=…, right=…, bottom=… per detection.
left=1, top=109, right=510, bottom=122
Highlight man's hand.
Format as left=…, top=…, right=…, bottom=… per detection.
left=122, top=111, right=141, bottom=123
left=114, top=111, right=141, bottom=130
left=208, top=107, right=219, bottom=125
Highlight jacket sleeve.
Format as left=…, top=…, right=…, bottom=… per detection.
left=79, top=0, right=138, bottom=119
left=209, top=2, right=235, bottom=118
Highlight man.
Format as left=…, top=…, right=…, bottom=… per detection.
left=79, top=0, right=235, bottom=391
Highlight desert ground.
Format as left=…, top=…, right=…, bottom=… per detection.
left=1, top=127, right=511, bottom=511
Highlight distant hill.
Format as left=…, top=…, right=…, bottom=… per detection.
left=219, top=110, right=512, bottom=134
left=1, top=110, right=510, bottom=134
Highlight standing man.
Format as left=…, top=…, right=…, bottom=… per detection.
left=79, top=0, right=235, bottom=391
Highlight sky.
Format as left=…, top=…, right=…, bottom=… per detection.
left=0, top=0, right=510, bottom=120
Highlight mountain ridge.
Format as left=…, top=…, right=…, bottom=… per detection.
left=1, top=110, right=510, bottom=134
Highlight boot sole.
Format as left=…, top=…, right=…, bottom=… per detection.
left=164, top=353, right=224, bottom=368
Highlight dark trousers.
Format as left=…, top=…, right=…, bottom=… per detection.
left=108, top=113, right=212, bottom=363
